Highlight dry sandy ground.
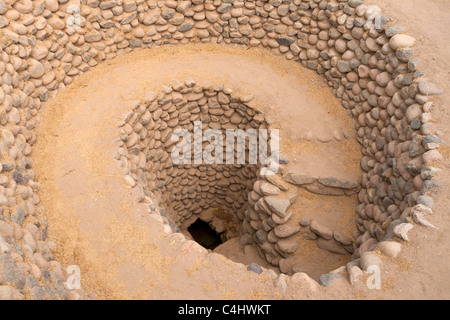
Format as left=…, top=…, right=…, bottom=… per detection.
left=32, top=0, right=450, bottom=300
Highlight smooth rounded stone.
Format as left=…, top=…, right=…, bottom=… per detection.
left=393, top=223, right=414, bottom=241
left=376, top=241, right=402, bottom=258
left=0, top=235, right=10, bottom=254
left=28, top=59, right=45, bottom=79
left=275, top=238, right=299, bottom=254
left=423, top=150, right=443, bottom=164
left=396, top=49, right=414, bottom=62
left=318, top=273, right=343, bottom=287
left=32, top=45, right=49, bottom=60
left=418, top=81, right=444, bottom=96
left=273, top=224, right=300, bottom=238
left=0, top=16, right=7, bottom=28
left=278, top=258, right=293, bottom=274
left=259, top=181, right=280, bottom=196
left=0, top=1, right=7, bottom=15
left=337, top=60, right=351, bottom=73
left=389, top=34, right=416, bottom=50
left=300, top=219, right=309, bottom=227
left=360, top=252, right=382, bottom=271
left=417, top=195, right=434, bottom=208
left=411, top=119, right=421, bottom=130
left=0, top=221, right=14, bottom=240
left=0, top=285, right=23, bottom=300
left=265, top=174, right=290, bottom=191
left=359, top=237, right=378, bottom=256
left=275, top=274, right=287, bottom=293
left=45, top=0, right=59, bottom=12
left=348, top=266, right=363, bottom=285
left=247, top=262, right=263, bottom=275
left=358, top=64, right=370, bottom=78
left=309, top=220, right=333, bottom=240
left=405, top=104, right=422, bottom=123
left=291, top=272, right=319, bottom=292
left=317, top=238, right=348, bottom=255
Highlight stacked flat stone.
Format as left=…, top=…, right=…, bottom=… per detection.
left=117, top=83, right=267, bottom=242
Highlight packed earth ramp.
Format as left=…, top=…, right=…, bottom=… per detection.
left=0, top=0, right=449, bottom=300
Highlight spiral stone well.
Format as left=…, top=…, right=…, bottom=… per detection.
left=0, top=0, right=445, bottom=299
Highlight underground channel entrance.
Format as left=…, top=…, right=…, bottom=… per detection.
left=188, top=218, right=223, bottom=250
left=118, top=81, right=360, bottom=278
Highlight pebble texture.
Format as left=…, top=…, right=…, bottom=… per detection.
left=0, top=0, right=444, bottom=298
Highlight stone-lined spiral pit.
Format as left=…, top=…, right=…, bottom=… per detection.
left=0, top=0, right=446, bottom=299
left=117, top=83, right=277, bottom=261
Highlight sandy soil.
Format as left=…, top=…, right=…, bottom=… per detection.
left=31, top=0, right=450, bottom=300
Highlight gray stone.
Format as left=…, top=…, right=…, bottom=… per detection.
left=284, top=172, right=316, bottom=185
left=0, top=0, right=6, bottom=14
left=319, top=273, right=343, bottom=287
left=29, top=59, right=45, bottom=78
left=217, top=4, right=232, bottom=13
left=0, top=195, right=7, bottom=206
left=247, top=263, right=263, bottom=274
left=377, top=241, right=402, bottom=258
left=337, top=60, right=351, bottom=73
left=277, top=37, right=294, bottom=46
left=0, top=254, right=26, bottom=290
left=318, top=177, right=359, bottom=190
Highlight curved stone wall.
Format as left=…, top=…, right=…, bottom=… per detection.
left=0, top=0, right=444, bottom=299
